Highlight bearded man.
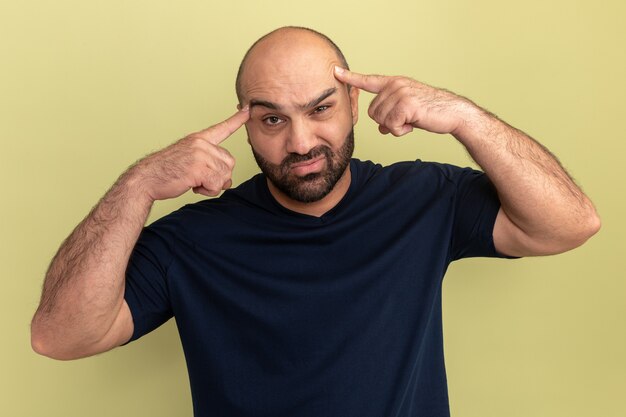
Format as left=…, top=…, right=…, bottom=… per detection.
left=32, top=26, right=600, bottom=417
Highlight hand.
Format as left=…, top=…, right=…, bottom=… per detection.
left=133, top=107, right=250, bottom=201
left=334, top=66, right=475, bottom=137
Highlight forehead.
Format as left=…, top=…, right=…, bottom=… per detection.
left=239, top=32, right=345, bottom=108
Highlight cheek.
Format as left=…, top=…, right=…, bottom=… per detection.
left=323, top=113, right=353, bottom=143
left=248, top=130, right=287, bottom=164
left=309, top=108, right=352, bottom=143
left=320, top=125, right=344, bottom=144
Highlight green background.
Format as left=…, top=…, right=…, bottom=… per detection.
left=2, top=0, right=624, bottom=416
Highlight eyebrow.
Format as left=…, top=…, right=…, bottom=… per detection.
left=249, top=87, right=337, bottom=111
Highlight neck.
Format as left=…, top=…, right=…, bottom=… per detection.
left=266, top=165, right=352, bottom=217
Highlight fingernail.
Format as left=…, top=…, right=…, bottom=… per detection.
left=241, top=105, right=249, bottom=112
left=334, top=66, right=344, bottom=74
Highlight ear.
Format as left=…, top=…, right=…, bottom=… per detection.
left=349, top=86, right=360, bottom=125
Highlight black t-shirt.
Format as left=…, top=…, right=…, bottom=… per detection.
left=125, top=158, right=508, bottom=417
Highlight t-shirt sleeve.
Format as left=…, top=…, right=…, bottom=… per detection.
left=124, top=222, right=175, bottom=343
left=441, top=164, right=512, bottom=261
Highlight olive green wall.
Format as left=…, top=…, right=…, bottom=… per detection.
left=2, top=0, right=624, bottom=416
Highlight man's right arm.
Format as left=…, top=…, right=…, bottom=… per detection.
left=31, top=172, right=149, bottom=360
left=31, top=108, right=250, bottom=360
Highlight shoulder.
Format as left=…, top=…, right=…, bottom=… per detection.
left=352, top=158, right=482, bottom=189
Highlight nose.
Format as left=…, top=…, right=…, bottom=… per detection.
left=285, top=118, right=317, bottom=155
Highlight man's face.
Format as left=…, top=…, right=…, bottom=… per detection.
left=238, top=32, right=359, bottom=203
left=250, top=128, right=355, bottom=203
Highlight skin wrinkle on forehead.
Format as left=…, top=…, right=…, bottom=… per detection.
left=242, top=65, right=344, bottom=107
left=240, top=36, right=346, bottom=105
left=249, top=88, right=338, bottom=112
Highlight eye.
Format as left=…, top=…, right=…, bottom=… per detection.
left=262, top=115, right=284, bottom=126
left=313, top=105, right=329, bottom=114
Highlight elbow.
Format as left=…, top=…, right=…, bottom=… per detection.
left=31, top=338, right=85, bottom=361
left=30, top=307, right=131, bottom=360
left=31, top=322, right=83, bottom=361
left=585, top=210, right=602, bottom=241
left=31, top=329, right=59, bottom=360
left=31, top=330, right=62, bottom=360
left=522, top=210, right=601, bottom=257
left=499, top=206, right=601, bottom=257
left=573, top=208, right=602, bottom=245
left=31, top=333, right=59, bottom=360
left=555, top=209, right=602, bottom=254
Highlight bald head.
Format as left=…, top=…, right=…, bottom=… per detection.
left=235, top=27, right=350, bottom=104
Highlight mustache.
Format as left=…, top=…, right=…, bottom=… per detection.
left=280, top=146, right=333, bottom=170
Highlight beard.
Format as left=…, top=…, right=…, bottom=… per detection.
left=251, top=129, right=355, bottom=203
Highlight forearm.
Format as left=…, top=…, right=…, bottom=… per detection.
left=31, top=166, right=152, bottom=357
left=31, top=109, right=249, bottom=359
left=333, top=68, right=600, bottom=254
left=453, top=105, right=600, bottom=254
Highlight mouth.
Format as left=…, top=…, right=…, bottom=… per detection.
left=288, top=155, right=326, bottom=176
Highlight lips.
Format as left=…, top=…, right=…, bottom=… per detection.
left=289, top=155, right=326, bottom=176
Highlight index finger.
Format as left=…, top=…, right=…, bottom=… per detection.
left=195, top=106, right=250, bottom=145
left=334, top=66, right=387, bottom=94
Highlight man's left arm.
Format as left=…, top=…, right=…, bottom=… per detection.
left=334, top=67, right=601, bottom=257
